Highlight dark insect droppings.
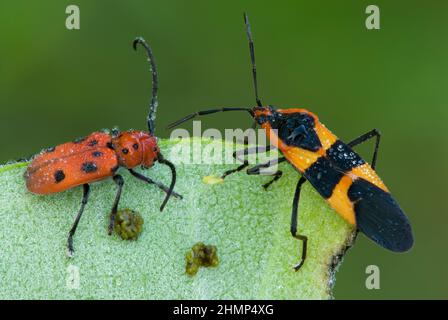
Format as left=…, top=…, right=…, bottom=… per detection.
left=54, top=170, right=66, bottom=183
left=81, top=162, right=98, bottom=173
left=114, top=209, right=144, bottom=240
left=185, top=242, right=219, bottom=276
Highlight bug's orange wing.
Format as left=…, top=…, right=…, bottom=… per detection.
left=25, top=132, right=119, bottom=194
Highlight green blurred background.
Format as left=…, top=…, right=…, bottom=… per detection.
left=0, top=0, right=447, bottom=299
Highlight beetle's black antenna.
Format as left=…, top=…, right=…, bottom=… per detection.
left=133, top=37, right=158, bottom=135
left=244, top=13, right=262, bottom=107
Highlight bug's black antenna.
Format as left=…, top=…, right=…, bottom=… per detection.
left=244, top=13, right=262, bottom=107
left=133, top=37, right=158, bottom=135
left=167, top=107, right=253, bottom=129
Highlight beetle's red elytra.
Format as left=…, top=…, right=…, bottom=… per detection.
left=25, top=130, right=161, bottom=195
left=25, top=37, right=182, bottom=257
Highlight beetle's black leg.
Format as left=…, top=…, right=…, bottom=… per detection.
left=128, top=169, right=183, bottom=199
left=67, top=184, right=90, bottom=258
left=221, top=145, right=271, bottom=179
left=291, top=176, right=308, bottom=271
left=108, top=175, right=124, bottom=235
left=347, top=129, right=381, bottom=170
left=246, top=157, right=287, bottom=190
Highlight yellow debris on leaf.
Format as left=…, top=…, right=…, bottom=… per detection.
left=202, top=175, right=224, bottom=185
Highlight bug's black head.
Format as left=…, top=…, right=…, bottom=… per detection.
left=254, top=106, right=322, bottom=151
left=252, top=105, right=277, bottom=125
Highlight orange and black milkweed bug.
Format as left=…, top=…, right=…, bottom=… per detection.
left=168, top=14, right=414, bottom=271
left=25, top=38, right=182, bottom=257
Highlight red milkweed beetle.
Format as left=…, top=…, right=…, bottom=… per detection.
left=25, top=37, right=182, bottom=257
left=168, top=14, right=414, bottom=271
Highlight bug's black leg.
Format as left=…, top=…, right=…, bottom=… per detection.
left=67, top=184, right=90, bottom=258
left=108, top=175, right=124, bottom=235
left=221, top=161, right=249, bottom=179
left=246, top=157, right=287, bottom=190
left=128, top=169, right=183, bottom=199
left=262, top=171, right=282, bottom=190
left=347, top=129, right=381, bottom=170
left=234, top=145, right=271, bottom=163
left=243, top=121, right=258, bottom=145
left=291, top=176, right=308, bottom=271
left=221, top=145, right=271, bottom=179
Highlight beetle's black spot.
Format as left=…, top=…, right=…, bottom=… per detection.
left=304, top=156, right=344, bottom=199
left=54, top=170, right=65, bottom=183
left=92, top=151, right=103, bottom=157
left=45, top=146, right=56, bottom=153
left=327, top=140, right=365, bottom=172
left=133, top=143, right=139, bottom=150
left=122, top=148, right=129, bottom=155
left=88, top=139, right=98, bottom=147
left=73, top=136, right=86, bottom=144
left=81, top=162, right=98, bottom=173
left=107, top=142, right=114, bottom=150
